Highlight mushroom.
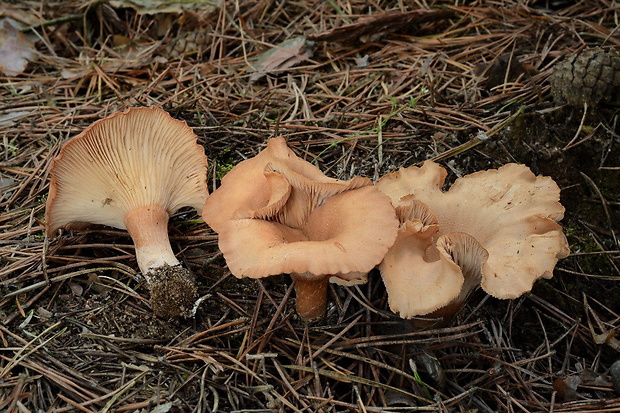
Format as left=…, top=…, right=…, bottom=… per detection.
left=202, top=137, right=399, bottom=321
left=46, top=107, right=208, bottom=318
left=376, top=160, right=569, bottom=325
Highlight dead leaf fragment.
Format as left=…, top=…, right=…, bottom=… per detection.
left=590, top=324, right=620, bottom=350
left=553, top=375, right=581, bottom=401
left=308, top=9, right=455, bottom=43
left=0, top=175, right=16, bottom=201
left=384, top=390, right=418, bottom=407
left=109, top=0, right=222, bottom=14
left=414, top=351, right=445, bottom=389
left=473, top=53, right=532, bottom=90
left=87, top=273, right=112, bottom=295
left=0, top=110, right=30, bottom=127
left=250, top=36, right=313, bottom=81
left=0, top=18, right=36, bottom=76
left=68, top=282, right=84, bottom=297
left=36, top=307, right=54, bottom=320
left=0, top=4, right=43, bottom=26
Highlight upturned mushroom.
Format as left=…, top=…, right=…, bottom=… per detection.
left=376, top=160, right=569, bottom=325
left=202, top=137, right=399, bottom=321
left=46, top=107, right=208, bottom=318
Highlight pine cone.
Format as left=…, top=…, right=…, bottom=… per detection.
left=167, top=28, right=210, bottom=58
left=550, top=47, right=620, bottom=107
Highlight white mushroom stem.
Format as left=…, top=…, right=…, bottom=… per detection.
left=44, top=107, right=207, bottom=319
left=124, top=204, right=198, bottom=318
left=124, top=205, right=180, bottom=278
left=290, top=272, right=329, bottom=322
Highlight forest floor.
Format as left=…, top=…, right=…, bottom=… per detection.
left=1, top=0, right=619, bottom=412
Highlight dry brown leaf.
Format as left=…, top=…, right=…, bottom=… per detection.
left=0, top=110, right=31, bottom=127
left=250, top=36, right=313, bottom=81
left=0, top=176, right=16, bottom=201
left=68, top=282, right=84, bottom=297
left=580, top=368, right=611, bottom=386
left=384, top=390, right=418, bottom=407
left=592, top=329, right=620, bottom=350
left=0, top=4, right=43, bottom=26
left=60, top=41, right=161, bottom=79
left=109, top=0, right=222, bottom=14
left=0, top=18, right=36, bottom=76
left=553, top=376, right=581, bottom=401
left=308, top=9, right=455, bottom=43
left=473, top=54, right=532, bottom=90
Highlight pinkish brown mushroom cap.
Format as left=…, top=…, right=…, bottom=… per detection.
left=380, top=200, right=488, bottom=318
left=203, top=137, right=399, bottom=320
left=46, top=106, right=208, bottom=235
left=377, top=160, right=569, bottom=319
left=218, top=184, right=398, bottom=282
left=203, top=137, right=396, bottom=285
left=203, top=136, right=369, bottom=233
left=45, top=106, right=208, bottom=318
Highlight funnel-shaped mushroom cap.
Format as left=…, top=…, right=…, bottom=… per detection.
left=203, top=137, right=399, bottom=285
left=219, top=185, right=398, bottom=282
left=202, top=136, right=369, bottom=233
left=46, top=106, right=208, bottom=236
left=377, top=161, right=569, bottom=318
left=375, top=161, right=447, bottom=208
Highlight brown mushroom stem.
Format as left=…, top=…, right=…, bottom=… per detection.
left=291, top=272, right=329, bottom=321
left=409, top=301, right=464, bottom=330
left=124, top=205, right=198, bottom=318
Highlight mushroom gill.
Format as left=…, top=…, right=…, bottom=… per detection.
left=46, top=107, right=208, bottom=318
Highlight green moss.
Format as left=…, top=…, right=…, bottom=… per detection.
left=214, top=148, right=236, bottom=180
left=215, top=162, right=235, bottom=180
left=563, top=224, right=613, bottom=277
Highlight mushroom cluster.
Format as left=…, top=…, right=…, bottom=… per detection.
left=46, top=107, right=208, bottom=319
left=202, top=137, right=399, bottom=321
left=376, top=160, right=570, bottom=326
left=46, top=109, right=570, bottom=326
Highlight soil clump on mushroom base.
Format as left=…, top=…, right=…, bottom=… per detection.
left=147, top=264, right=199, bottom=319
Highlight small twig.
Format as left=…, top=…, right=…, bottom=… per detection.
left=562, top=102, right=589, bottom=150
left=21, top=14, right=83, bottom=32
